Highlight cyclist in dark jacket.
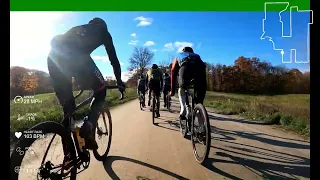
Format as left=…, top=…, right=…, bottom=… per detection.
left=47, top=17, right=125, bottom=151
left=169, top=47, right=207, bottom=121
left=162, top=72, right=171, bottom=107
left=137, top=75, right=146, bottom=107
left=146, top=64, right=163, bottom=117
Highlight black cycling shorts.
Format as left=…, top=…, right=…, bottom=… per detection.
left=148, top=79, right=161, bottom=96
left=178, top=62, right=207, bottom=104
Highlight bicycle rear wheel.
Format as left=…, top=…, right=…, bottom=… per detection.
left=93, top=108, right=113, bottom=162
left=191, top=104, right=211, bottom=164
left=152, top=95, right=155, bottom=124
left=10, top=121, right=77, bottom=180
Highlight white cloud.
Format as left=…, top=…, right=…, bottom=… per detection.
left=152, top=49, right=158, bottom=52
left=130, top=33, right=136, bottom=37
left=128, top=40, right=138, bottom=45
left=92, top=55, right=124, bottom=66
left=143, top=41, right=155, bottom=46
left=162, top=41, right=194, bottom=52
left=134, top=16, right=153, bottom=27
left=174, top=41, right=194, bottom=53
left=92, top=55, right=109, bottom=62
left=163, top=43, right=174, bottom=51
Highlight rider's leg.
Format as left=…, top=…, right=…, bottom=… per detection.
left=178, top=65, right=192, bottom=119
left=75, top=55, right=106, bottom=150
left=142, top=89, right=146, bottom=106
left=148, top=82, right=152, bottom=106
left=155, top=85, right=161, bottom=117
left=163, top=87, right=167, bottom=107
left=48, top=54, right=75, bottom=156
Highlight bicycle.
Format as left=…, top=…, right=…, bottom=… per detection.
left=138, top=91, right=145, bottom=110
left=10, top=85, right=124, bottom=180
left=149, top=90, right=159, bottom=125
left=179, top=80, right=211, bottom=164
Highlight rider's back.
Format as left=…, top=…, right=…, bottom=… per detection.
left=147, top=68, right=162, bottom=81
left=51, top=24, right=109, bottom=54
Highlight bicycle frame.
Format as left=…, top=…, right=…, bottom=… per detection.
left=42, top=85, right=123, bottom=170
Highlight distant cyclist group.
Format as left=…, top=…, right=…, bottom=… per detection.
left=137, top=46, right=207, bottom=121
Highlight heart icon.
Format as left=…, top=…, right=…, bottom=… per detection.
left=15, top=132, right=22, bottom=139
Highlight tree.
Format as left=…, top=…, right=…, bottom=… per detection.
left=128, top=46, right=154, bottom=76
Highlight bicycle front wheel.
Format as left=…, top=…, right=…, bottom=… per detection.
left=93, top=108, right=113, bottom=161
left=191, top=104, right=211, bottom=164
left=10, top=121, right=77, bottom=180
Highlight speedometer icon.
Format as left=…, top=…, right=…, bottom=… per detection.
left=14, top=96, right=23, bottom=103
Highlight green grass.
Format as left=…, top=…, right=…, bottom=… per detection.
left=10, top=88, right=137, bottom=133
left=204, top=91, right=310, bottom=137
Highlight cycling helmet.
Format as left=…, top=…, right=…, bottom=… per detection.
left=182, top=46, right=194, bottom=53
left=88, top=17, right=107, bottom=28
left=151, top=64, right=158, bottom=69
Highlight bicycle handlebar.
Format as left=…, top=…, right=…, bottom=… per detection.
left=74, top=85, right=124, bottom=100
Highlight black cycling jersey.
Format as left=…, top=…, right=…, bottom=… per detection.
left=51, top=23, right=121, bottom=81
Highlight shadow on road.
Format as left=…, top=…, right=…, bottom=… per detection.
left=204, top=150, right=309, bottom=180
left=209, top=115, right=310, bottom=150
left=103, top=156, right=190, bottom=180
left=203, top=125, right=310, bottom=179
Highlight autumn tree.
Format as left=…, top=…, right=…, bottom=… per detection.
left=128, top=46, right=154, bottom=76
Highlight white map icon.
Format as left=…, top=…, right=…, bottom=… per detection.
left=260, top=2, right=313, bottom=64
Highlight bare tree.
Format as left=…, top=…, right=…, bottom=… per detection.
left=128, top=46, right=154, bottom=76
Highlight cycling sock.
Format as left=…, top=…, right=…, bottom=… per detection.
left=178, top=88, right=187, bottom=117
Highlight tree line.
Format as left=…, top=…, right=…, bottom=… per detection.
left=10, top=47, right=310, bottom=99
left=126, top=47, right=310, bottom=94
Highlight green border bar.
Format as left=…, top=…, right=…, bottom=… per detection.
left=10, top=0, right=310, bottom=11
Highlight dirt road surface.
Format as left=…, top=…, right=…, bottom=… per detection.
left=14, top=97, right=310, bottom=180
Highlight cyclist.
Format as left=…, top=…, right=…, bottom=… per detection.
left=162, top=72, right=171, bottom=108
left=137, top=74, right=146, bottom=107
left=47, top=17, right=125, bottom=151
left=169, top=46, right=206, bottom=121
left=146, top=64, right=163, bottom=117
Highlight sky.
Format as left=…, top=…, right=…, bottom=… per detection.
left=10, top=10, right=311, bottom=81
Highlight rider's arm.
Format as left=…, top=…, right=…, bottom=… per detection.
left=103, top=30, right=122, bottom=82
left=170, top=57, right=180, bottom=96
left=160, top=71, right=163, bottom=90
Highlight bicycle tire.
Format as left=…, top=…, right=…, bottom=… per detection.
left=93, top=108, right=113, bottom=161
left=167, top=95, right=171, bottom=111
left=179, top=117, right=188, bottom=138
left=191, top=104, right=211, bottom=164
left=152, top=95, right=155, bottom=124
left=10, top=121, right=77, bottom=180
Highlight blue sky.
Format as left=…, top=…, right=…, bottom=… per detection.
left=10, top=11, right=311, bottom=81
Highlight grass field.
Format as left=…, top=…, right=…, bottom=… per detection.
left=204, top=92, right=310, bottom=137
left=10, top=88, right=137, bottom=133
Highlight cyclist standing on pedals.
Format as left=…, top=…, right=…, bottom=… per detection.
left=47, top=17, right=125, bottom=155
left=169, top=47, right=207, bottom=121
left=146, top=64, right=163, bottom=117
left=162, top=72, right=171, bottom=108
left=137, top=74, right=147, bottom=107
